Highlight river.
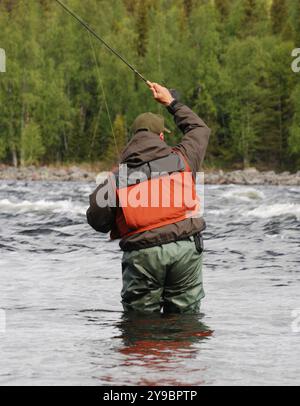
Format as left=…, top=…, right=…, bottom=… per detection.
left=0, top=181, right=299, bottom=385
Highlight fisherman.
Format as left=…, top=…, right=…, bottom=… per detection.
left=87, top=82, right=210, bottom=314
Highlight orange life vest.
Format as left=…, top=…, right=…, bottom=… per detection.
left=111, top=151, right=200, bottom=239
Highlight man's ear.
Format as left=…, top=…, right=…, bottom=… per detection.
left=159, top=132, right=165, bottom=141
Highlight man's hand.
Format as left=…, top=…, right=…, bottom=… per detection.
left=147, top=81, right=175, bottom=106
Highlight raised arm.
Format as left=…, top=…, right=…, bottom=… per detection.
left=148, top=81, right=211, bottom=173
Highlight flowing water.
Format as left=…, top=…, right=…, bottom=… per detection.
left=0, top=180, right=299, bottom=386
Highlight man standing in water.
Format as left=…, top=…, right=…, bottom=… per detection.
left=87, top=82, right=210, bottom=314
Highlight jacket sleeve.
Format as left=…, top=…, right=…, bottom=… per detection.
left=168, top=101, right=211, bottom=173
left=86, top=179, right=116, bottom=233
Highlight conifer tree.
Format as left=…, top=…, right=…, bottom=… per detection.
left=0, top=0, right=299, bottom=170
left=271, top=0, right=288, bottom=35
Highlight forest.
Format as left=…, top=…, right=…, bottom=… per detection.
left=0, top=0, right=299, bottom=170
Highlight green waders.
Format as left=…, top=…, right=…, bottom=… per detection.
left=121, top=237, right=204, bottom=314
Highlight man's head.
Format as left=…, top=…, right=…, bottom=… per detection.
left=131, top=112, right=170, bottom=139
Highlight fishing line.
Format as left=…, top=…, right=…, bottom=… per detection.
left=88, top=33, right=120, bottom=159
left=55, top=0, right=149, bottom=84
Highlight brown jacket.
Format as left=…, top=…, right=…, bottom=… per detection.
left=87, top=101, right=211, bottom=251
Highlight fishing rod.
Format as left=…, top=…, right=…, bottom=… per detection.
left=55, top=0, right=149, bottom=84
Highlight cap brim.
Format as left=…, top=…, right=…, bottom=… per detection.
left=164, top=127, right=171, bottom=134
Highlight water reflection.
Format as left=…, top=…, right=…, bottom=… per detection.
left=115, top=313, right=213, bottom=385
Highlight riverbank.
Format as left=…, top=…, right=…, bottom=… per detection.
left=0, top=165, right=299, bottom=185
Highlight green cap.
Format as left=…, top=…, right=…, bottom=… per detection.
left=132, top=112, right=171, bottom=135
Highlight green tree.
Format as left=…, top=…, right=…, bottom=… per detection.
left=21, top=122, right=45, bottom=166
left=289, top=0, right=300, bottom=44
left=136, top=0, right=150, bottom=58
left=289, top=84, right=300, bottom=167
left=260, top=37, right=295, bottom=168
left=223, top=38, right=268, bottom=167
left=0, top=0, right=298, bottom=171
left=228, top=0, right=270, bottom=38
left=105, top=114, right=127, bottom=165
left=215, top=0, right=231, bottom=21
left=271, top=0, right=288, bottom=35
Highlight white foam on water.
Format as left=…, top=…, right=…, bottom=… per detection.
left=222, top=187, right=265, bottom=202
left=0, top=184, right=9, bottom=191
left=0, top=183, right=31, bottom=193
left=207, top=208, right=231, bottom=216
left=289, top=188, right=300, bottom=194
left=0, top=199, right=86, bottom=215
left=78, top=185, right=94, bottom=193
left=245, top=203, right=300, bottom=219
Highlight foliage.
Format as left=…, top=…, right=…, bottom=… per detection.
left=0, top=0, right=299, bottom=170
left=20, top=122, right=45, bottom=165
